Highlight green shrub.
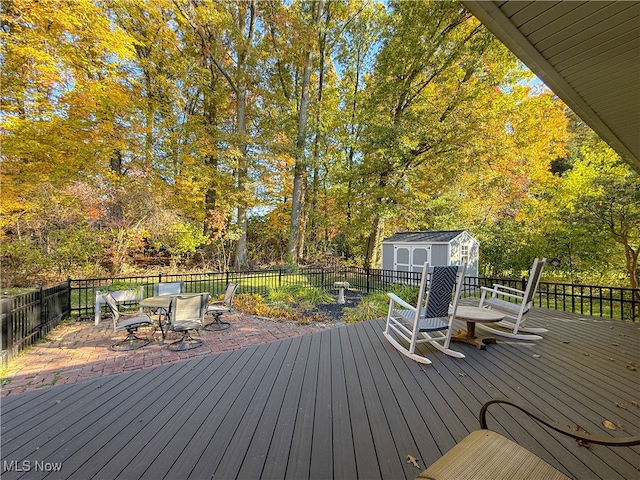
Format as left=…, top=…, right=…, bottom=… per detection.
left=342, top=291, right=388, bottom=323
left=387, top=284, right=420, bottom=305
left=234, top=286, right=333, bottom=324
left=101, top=281, right=141, bottom=292
left=266, top=285, right=333, bottom=306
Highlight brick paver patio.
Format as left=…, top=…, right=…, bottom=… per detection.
left=1, top=312, right=339, bottom=397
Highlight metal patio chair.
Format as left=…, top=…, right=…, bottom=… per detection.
left=165, top=293, right=210, bottom=351
left=152, top=281, right=185, bottom=297
left=204, top=282, right=238, bottom=331
left=104, top=293, right=153, bottom=351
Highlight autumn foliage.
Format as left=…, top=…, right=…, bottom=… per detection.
left=1, top=0, right=637, bottom=290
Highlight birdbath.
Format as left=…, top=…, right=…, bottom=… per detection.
left=334, top=282, right=350, bottom=305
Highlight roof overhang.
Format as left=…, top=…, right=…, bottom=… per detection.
left=462, top=1, right=640, bottom=174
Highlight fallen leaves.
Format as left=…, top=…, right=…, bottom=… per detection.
left=616, top=402, right=627, bottom=409
left=532, top=354, right=541, bottom=358
left=602, top=420, right=617, bottom=430
left=406, top=454, right=420, bottom=469
left=574, top=425, right=592, bottom=449
left=576, top=438, right=592, bottom=449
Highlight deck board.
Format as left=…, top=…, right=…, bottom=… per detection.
left=285, top=328, right=321, bottom=480
left=328, top=327, right=358, bottom=480
left=1, top=307, right=639, bottom=480
left=338, top=324, right=380, bottom=479
left=259, top=333, right=313, bottom=479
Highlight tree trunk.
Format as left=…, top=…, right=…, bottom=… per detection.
left=110, top=149, right=123, bottom=175
left=234, top=87, right=249, bottom=270
left=289, top=0, right=324, bottom=263
left=364, top=216, right=384, bottom=269
left=306, top=5, right=330, bottom=260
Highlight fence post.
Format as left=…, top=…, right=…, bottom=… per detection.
left=366, top=268, right=371, bottom=293
left=1, top=293, right=11, bottom=367
left=159, top=273, right=163, bottom=283
left=66, top=277, right=72, bottom=319
left=38, top=283, right=44, bottom=338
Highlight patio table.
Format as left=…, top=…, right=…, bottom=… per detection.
left=450, top=306, right=504, bottom=349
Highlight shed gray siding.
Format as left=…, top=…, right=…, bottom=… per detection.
left=431, top=244, right=449, bottom=266
left=380, top=230, right=479, bottom=277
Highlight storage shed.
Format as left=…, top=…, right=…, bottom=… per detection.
left=381, top=230, right=479, bottom=277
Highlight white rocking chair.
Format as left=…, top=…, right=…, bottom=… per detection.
left=384, top=263, right=466, bottom=364
left=476, top=258, right=547, bottom=340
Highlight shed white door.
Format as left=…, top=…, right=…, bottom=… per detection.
left=394, top=245, right=431, bottom=272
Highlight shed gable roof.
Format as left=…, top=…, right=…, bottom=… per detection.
left=382, top=230, right=467, bottom=244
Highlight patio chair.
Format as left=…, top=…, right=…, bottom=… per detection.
left=165, top=293, right=210, bottom=351
left=476, top=258, right=547, bottom=340
left=152, top=281, right=185, bottom=297
left=204, top=282, right=238, bottom=331
left=151, top=281, right=185, bottom=333
left=104, top=293, right=153, bottom=351
left=417, top=397, right=640, bottom=479
left=384, top=263, right=466, bottom=364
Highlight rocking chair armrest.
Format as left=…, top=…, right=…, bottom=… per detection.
left=480, top=286, right=524, bottom=301
left=480, top=398, right=640, bottom=447
left=489, top=284, right=526, bottom=295
left=387, top=293, right=416, bottom=312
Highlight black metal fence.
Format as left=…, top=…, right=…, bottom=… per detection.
left=2, top=267, right=638, bottom=366
left=471, top=276, right=638, bottom=323
left=68, top=267, right=638, bottom=322
left=1, top=282, right=71, bottom=366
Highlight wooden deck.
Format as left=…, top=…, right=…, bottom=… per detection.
left=2, top=305, right=639, bottom=479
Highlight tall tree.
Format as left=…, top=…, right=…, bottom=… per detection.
left=288, top=0, right=325, bottom=262
left=558, top=141, right=640, bottom=290
left=174, top=0, right=259, bottom=269
left=1, top=0, right=135, bottom=189
left=354, top=1, right=500, bottom=267
left=329, top=0, right=385, bottom=262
